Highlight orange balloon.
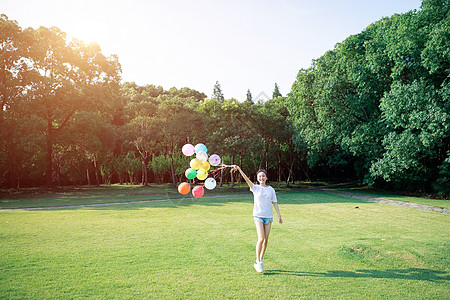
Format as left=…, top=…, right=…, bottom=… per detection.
left=178, top=182, right=190, bottom=195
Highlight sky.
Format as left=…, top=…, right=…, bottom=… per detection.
left=2, top=0, right=422, bottom=101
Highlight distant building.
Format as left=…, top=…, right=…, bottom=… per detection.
left=254, top=91, right=270, bottom=103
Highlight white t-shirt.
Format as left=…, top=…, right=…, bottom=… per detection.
left=250, top=185, right=277, bottom=218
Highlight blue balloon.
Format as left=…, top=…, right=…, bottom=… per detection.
left=195, top=143, right=208, bottom=153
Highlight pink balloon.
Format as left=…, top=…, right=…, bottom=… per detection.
left=192, top=186, right=204, bottom=198
left=182, top=144, right=195, bottom=156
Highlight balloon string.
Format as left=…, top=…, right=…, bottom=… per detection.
left=220, top=164, right=235, bottom=168
left=186, top=165, right=234, bottom=185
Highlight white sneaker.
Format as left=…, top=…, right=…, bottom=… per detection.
left=254, top=260, right=263, bottom=273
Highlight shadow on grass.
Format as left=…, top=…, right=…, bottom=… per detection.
left=263, top=268, right=449, bottom=282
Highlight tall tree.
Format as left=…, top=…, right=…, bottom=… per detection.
left=272, top=83, right=282, bottom=98
left=212, top=80, right=225, bottom=102
left=121, top=83, right=158, bottom=186
left=0, top=15, right=33, bottom=187
left=156, top=94, right=204, bottom=187
left=246, top=89, right=253, bottom=104
left=24, top=26, right=121, bottom=186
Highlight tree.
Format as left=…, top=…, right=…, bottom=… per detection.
left=121, top=84, right=158, bottom=186
left=246, top=89, right=253, bottom=104
left=0, top=15, right=31, bottom=124
left=155, top=93, right=204, bottom=187
left=369, top=80, right=449, bottom=190
left=0, top=15, right=36, bottom=187
left=272, top=83, right=282, bottom=98
left=22, top=26, right=121, bottom=186
left=212, top=80, right=225, bottom=102
left=286, top=1, right=450, bottom=192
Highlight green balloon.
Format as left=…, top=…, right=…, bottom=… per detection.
left=185, top=168, right=197, bottom=180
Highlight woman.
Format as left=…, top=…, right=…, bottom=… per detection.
left=233, top=166, right=282, bottom=273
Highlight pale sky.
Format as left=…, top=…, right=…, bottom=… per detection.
left=2, top=0, right=422, bottom=101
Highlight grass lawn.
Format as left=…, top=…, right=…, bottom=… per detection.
left=335, top=186, right=450, bottom=209
left=0, top=187, right=449, bottom=299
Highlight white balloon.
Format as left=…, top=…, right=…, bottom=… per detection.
left=196, top=151, right=208, bottom=162
left=204, top=178, right=217, bottom=190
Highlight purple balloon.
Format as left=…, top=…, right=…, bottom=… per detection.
left=209, top=154, right=221, bottom=166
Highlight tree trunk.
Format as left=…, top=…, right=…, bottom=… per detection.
left=168, top=150, right=177, bottom=188
left=230, top=155, right=235, bottom=188
left=86, top=168, right=91, bottom=185
left=300, top=160, right=310, bottom=181
left=259, top=142, right=269, bottom=170
left=93, top=156, right=101, bottom=186
left=45, top=120, right=54, bottom=187
left=286, top=158, right=295, bottom=187
left=236, top=156, right=243, bottom=182
left=219, top=168, right=224, bottom=187
left=278, top=151, right=282, bottom=182
left=141, top=157, right=148, bottom=186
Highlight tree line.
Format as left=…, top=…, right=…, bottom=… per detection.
left=286, top=0, right=449, bottom=194
left=0, top=13, right=293, bottom=188
left=1, top=0, right=449, bottom=195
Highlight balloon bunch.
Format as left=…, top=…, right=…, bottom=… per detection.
left=177, top=143, right=222, bottom=198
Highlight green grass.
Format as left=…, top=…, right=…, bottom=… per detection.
left=0, top=184, right=249, bottom=210
left=1, top=188, right=449, bottom=299
left=336, top=186, right=450, bottom=209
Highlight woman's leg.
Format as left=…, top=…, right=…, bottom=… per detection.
left=259, top=222, right=272, bottom=261
left=255, top=220, right=265, bottom=262
left=255, top=220, right=272, bottom=261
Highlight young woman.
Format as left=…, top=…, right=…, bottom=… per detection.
left=233, top=166, right=282, bottom=273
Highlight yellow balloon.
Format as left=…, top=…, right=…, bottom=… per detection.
left=202, top=161, right=211, bottom=171
left=197, top=169, right=208, bottom=180
left=190, top=158, right=203, bottom=170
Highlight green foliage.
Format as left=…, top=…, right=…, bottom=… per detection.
left=99, top=157, right=114, bottom=184
left=272, top=83, right=282, bottom=98
left=433, top=151, right=450, bottom=195
left=212, top=80, right=225, bottom=102
left=149, top=154, right=170, bottom=182
left=287, top=1, right=450, bottom=192
left=245, top=89, right=253, bottom=104
left=122, top=151, right=141, bottom=184
left=370, top=80, right=449, bottom=187
left=149, top=153, right=186, bottom=183
left=2, top=2, right=449, bottom=193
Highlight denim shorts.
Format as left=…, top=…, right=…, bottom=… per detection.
left=254, top=217, right=273, bottom=224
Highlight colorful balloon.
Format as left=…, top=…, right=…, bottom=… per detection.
left=190, top=158, right=203, bottom=170
left=204, top=178, right=216, bottom=190
left=185, top=168, right=197, bottom=180
left=196, top=150, right=208, bottom=162
left=202, top=161, right=211, bottom=171
left=178, top=182, right=190, bottom=195
left=209, top=154, right=221, bottom=166
left=195, top=143, right=208, bottom=154
left=192, top=186, right=204, bottom=198
left=182, top=144, right=195, bottom=156
left=197, top=169, right=208, bottom=180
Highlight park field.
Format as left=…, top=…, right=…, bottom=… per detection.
left=0, top=185, right=449, bottom=299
